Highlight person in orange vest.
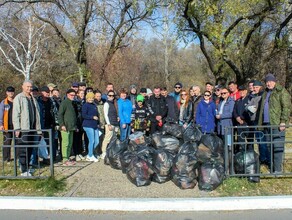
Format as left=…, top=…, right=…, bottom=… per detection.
left=0, top=86, right=15, bottom=162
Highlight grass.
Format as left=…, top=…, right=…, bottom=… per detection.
left=0, top=177, right=66, bottom=196
left=215, top=177, right=292, bottom=197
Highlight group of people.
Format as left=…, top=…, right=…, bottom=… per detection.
left=0, top=72, right=291, bottom=176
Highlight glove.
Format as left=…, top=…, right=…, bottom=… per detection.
left=247, top=105, right=257, bottom=114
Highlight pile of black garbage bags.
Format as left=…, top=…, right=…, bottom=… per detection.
left=104, top=123, right=258, bottom=191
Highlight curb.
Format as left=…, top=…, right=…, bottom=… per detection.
left=1, top=196, right=292, bottom=211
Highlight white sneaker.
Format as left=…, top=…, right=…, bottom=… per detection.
left=100, top=153, right=106, bottom=160
left=76, top=154, right=85, bottom=161
left=21, top=171, right=32, bottom=177
left=86, top=155, right=99, bottom=162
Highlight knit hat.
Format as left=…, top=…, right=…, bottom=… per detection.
left=6, top=86, right=15, bottom=92
left=253, top=80, right=263, bottom=87
left=174, top=82, right=183, bottom=88
left=265, top=73, right=276, bottom=82
left=136, top=94, right=145, bottom=102
left=129, top=84, right=137, bottom=90
left=146, top=88, right=152, bottom=95
left=86, top=92, right=95, bottom=99
left=140, top=88, right=147, bottom=93
left=238, top=85, right=247, bottom=91
left=47, top=83, right=57, bottom=88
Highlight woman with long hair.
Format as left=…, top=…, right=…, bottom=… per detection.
left=179, top=89, right=193, bottom=128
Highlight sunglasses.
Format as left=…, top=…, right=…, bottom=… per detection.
left=204, top=94, right=211, bottom=97
left=175, top=86, right=181, bottom=89
left=108, top=94, right=115, bottom=97
left=221, top=92, right=228, bottom=95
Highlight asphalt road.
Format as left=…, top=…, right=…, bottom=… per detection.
left=1, top=209, right=292, bottom=220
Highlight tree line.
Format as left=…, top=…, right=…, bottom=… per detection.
left=0, top=0, right=291, bottom=95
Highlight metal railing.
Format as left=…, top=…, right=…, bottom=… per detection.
left=224, top=124, right=292, bottom=178
left=0, top=129, right=54, bottom=179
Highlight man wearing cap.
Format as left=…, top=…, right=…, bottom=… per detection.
left=258, top=73, right=291, bottom=173
left=0, top=86, right=15, bottom=162
left=58, top=89, right=78, bottom=166
left=38, top=86, right=58, bottom=161
left=232, top=85, right=251, bottom=152
left=71, top=82, right=79, bottom=93
left=13, top=80, right=42, bottom=176
left=169, top=82, right=183, bottom=108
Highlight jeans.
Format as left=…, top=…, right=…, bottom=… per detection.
left=120, top=123, right=131, bottom=141
left=83, top=127, right=99, bottom=157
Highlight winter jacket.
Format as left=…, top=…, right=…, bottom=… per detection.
left=179, top=102, right=193, bottom=125
left=164, top=95, right=179, bottom=123
left=169, top=92, right=180, bottom=108
left=233, top=96, right=249, bottom=125
left=117, top=98, right=133, bottom=124
left=147, top=95, right=168, bottom=122
left=12, top=92, right=41, bottom=131
left=0, top=98, right=13, bottom=130
left=196, top=99, right=216, bottom=133
left=94, top=99, right=105, bottom=129
left=217, top=97, right=235, bottom=135
left=192, top=95, right=202, bottom=123
left=58, top=98, right=77, bottom=131
left=82, top=102, right=99, bottom=129
left=258, top=84, right=291, bottom=126
left=246, top=91, right=263, bottom=123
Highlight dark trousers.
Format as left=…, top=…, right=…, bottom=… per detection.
left=264, top=126, right=285, bottom=172
left=150, top=121, right=163, bottom=134
left=16, top=131, right=36, bottom=173
left=72, top=130, right=84, bottom=156
left=43, top=128, right=57, bottom=160
left=2, top=131, right=12, bottom=161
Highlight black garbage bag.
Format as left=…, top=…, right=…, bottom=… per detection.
left=162, top=122, right=183, bottom=139
left=198, top=161, right=225, bottom=191
left=126, top=156, right=154, bottom=187
left=200, top=134, right=224, bottom=156
left=152, top=132, right=164, bottom=148
left=183, top=124, right=202, bottom=142
left=161, top=136, right=180, bottom=154
left=171, top=142, right=199, bottom=189
left=234, top=150, right=260, bottom=183
left=120, top=150, right=135, bottom=174
left=107, top=135, right=128, bottom=170
left=152, top=149, right=176, bottom=183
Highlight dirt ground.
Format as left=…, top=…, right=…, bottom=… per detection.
left=55, top=160, right=217, bottom=198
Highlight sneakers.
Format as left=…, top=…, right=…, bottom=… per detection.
left=86, top=155, right=99, bottom=162
left=76, top=154, right=85, bottom=161
left=100, top=153, right=106, bottom=160
left=21, top=171, right=32, bottom=177
left=63, top=160, right=76, bottom=166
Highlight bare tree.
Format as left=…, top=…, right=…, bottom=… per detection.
left=0, top=18, right=46, bottom=79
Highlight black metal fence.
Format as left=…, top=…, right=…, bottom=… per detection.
left=0, top=129, right=54, bottom=179
left=224, top=124, right=292, bottom=178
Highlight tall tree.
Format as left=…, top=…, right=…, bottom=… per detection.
left=178, top=0, right=292, bottom=84
left=0, top=17, right=46, bottom=79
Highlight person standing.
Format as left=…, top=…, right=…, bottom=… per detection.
left=100, top=90, right=119, bottom=159
left=0, top=86, right=15, bottom=162
left=148, top=87, right=168, bottom=134
left=178, top=89, right=193, bottom=128
left=196, top=91, right=216, bottom=134
left=169, top=82, right=183, bottom=109
left=232, top=86, right=251, bottom=152
left=13, top=80, right=42, bottom=176
left=258, top=73, right=291, bottom=173
left=216, top=88, right=235, bottom=146
left=117, top=88, right=133, bottom=141
left=189, top=85, right=202, bottom=123
left=58, top=89, right=78, bottom=166
left=161, top=87, right=179, bottom=123
left=228, top=81, right=240, bottom=101
left=82, top=92, right=100, bottom=162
